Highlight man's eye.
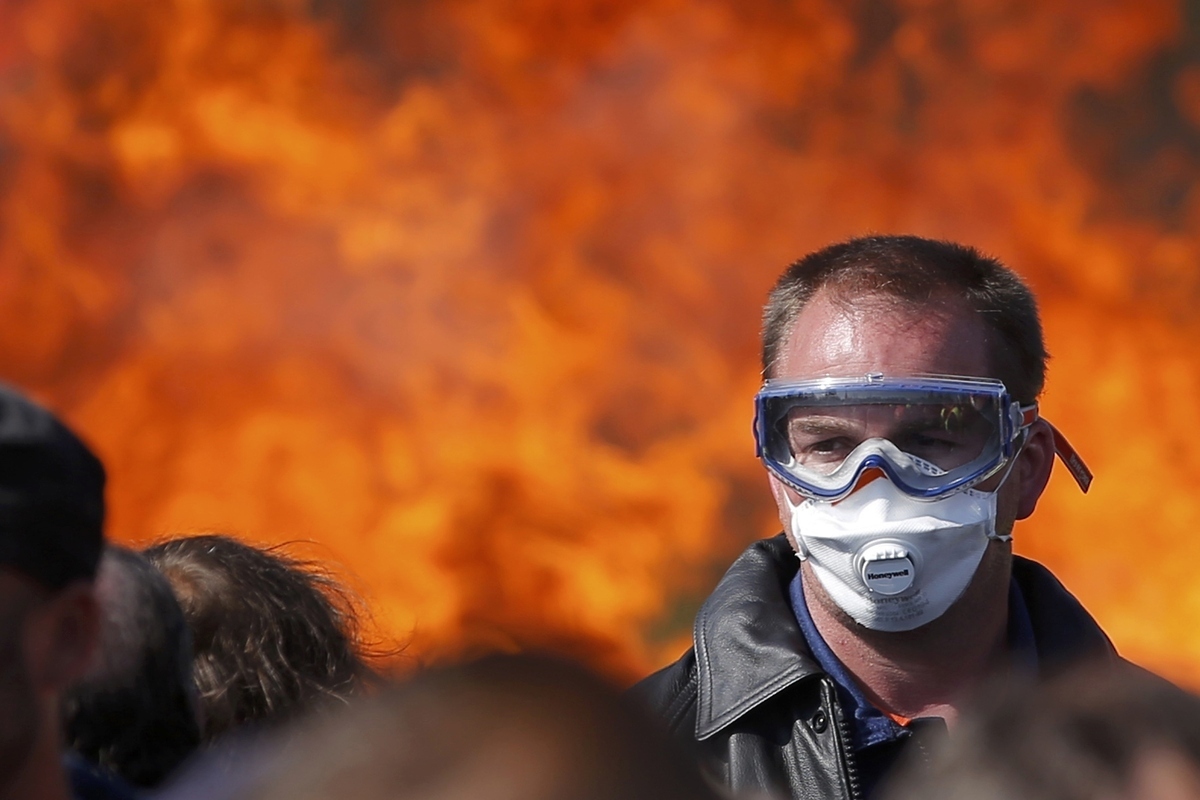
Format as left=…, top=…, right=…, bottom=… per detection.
left=802, top=438, right=853, bottom=457
left=903, top=433, right=957, bottom=452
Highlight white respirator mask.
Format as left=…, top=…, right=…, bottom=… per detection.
left=784, top=462, right=1011, bottom=633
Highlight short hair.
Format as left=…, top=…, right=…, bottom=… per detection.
left=143, top=534, right=377, bottom=743
left=881, top=664, right=1200, bottom=800
left=62, top=546, right=200, bottom=787
left=222, top=654, right=723, bottom=800
left=0, top=383, right=106, bottom=589
left=761, top=235, right=1048, bottom=403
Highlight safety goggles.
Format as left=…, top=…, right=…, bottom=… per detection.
left=754, top=374, right=1092, bottom=501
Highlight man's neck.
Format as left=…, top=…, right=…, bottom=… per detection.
left=802, top=545, right=1013, bottom=726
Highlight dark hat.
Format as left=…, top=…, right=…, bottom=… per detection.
left=0, top=384, right=105, bottom=589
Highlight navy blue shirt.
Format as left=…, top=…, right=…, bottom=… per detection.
left=64, top=752, right=139, bottom=800
left=789, top=571, right=1038, bottom=797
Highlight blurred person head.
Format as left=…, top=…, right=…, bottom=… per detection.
left=62, top=546, right=200, bottom=787
left=215, top=654, right=723, bottom=800
left=881, top=664, right=1200, bottom=800
left=0, top=384, right=106, bottom=800
left=143, top=534, right=377, bottom=743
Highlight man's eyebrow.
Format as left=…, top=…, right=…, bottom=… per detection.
left=785, top=415, right=861, bottom=435
left=786, top=409, right=984, bottom=436
left=891, top=408, right=986, bottom=435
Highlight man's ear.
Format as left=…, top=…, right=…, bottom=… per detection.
left=1015, top=419, right=1056, bottom=520
left=24, top=581, right=99, bottom=694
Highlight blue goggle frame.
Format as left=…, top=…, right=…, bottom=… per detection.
left=753, top=374, right=1034, bottom=501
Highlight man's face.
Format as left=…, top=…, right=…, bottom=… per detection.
left=769, top=287, right=1024, bottom=537
left=0, top=570, right=43, bottom=787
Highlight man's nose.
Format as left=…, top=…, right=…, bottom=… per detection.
left=834, top=465, right=888, bottom=503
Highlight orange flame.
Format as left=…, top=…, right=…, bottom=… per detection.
left=1, top=0, right=1197, bottom=683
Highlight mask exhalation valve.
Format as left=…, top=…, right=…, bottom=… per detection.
left=859, top=543, right=915, bottom=595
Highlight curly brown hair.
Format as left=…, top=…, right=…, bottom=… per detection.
left=143, top=534, right=380, bottom=743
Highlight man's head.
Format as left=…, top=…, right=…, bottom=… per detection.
left=762, top=235, right=1059, bottom=527
left=758, top=236, right=1063, bottom=633
left=0, top=384, right=105, bottom=794
left=63, top=546, right=200, bottom=788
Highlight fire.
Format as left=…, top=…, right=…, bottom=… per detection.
left=0, top=0, right=1196, bottom=683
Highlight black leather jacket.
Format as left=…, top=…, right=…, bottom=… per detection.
left=632, top=534, right=1116, bottom=800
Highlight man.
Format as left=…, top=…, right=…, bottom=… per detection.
left=63, top=546, right=201, bottom=788
left=634, top=235, right=1115, bottom=800
left=0, top=384, right=130, bottom=800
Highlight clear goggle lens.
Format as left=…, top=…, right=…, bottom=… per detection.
left=781, top=395, right=1001, bottom=476
left=754, top=375, right=1090, bottom=500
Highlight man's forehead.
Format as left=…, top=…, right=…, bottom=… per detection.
left=775, top=287, right=995, bottom=381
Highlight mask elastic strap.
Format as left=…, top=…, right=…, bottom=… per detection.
left=779, top=490, right=812, bottom=560
left=1019, top=404, right=1093, bottom=493
left=986, top=456, right=1019, bottom=543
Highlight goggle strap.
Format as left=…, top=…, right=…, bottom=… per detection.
left=1018, top=404, right=1039, bottom=428
left=1048, top=422, right=1093, bottom=494
left=1020, top=405, right=1092, bottom=493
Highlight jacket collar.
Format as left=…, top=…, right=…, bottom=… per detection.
left=691, top=534, right=1116, bottom=741
left=692, top=535, right=821, bottom=740
left=1011, top=556, right=1115, bottom=665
